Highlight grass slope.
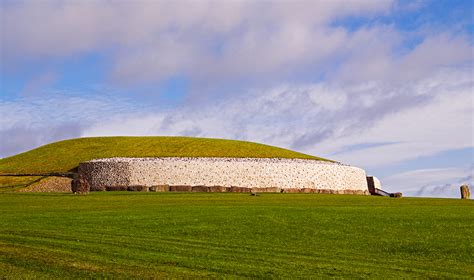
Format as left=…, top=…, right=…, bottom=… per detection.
left=0, top=136, right=325, bottom=190
left=0, top=193, right=473, bottom=278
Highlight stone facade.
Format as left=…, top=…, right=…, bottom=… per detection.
left=79, top=157, right=369, bottom=194
left=372, top=176, right=381, bottom=189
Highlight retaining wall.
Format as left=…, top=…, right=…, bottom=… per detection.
left=79, top=157, right=369, bottom=194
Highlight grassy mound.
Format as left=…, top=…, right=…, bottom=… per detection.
left=0, top=136, right=327, bottom=190
left=1, top=193, right=472, bottom=278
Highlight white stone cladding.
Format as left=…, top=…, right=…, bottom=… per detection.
left=372, top=176, right=382, bottom=189
left=79, top=157, right=369, bottom=193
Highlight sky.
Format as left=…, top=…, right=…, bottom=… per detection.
left=1, top=0, right=473, bottom=198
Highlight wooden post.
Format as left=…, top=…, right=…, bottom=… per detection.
left=460, top=185, right=470, bottom=199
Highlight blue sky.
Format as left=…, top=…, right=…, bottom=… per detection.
left=1, top=0, right=473, bottom=197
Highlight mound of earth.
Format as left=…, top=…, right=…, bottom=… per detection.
left=0, top=136, right=330, bottom=192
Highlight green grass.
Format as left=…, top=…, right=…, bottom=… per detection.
left=0, top=193, right=472, bottom=278
left=0, top=136, right=325, bottom=190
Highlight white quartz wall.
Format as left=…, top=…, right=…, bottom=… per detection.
left=79, top=157, right=369, bottom=192
left=373, top=176, right=382, bottom=189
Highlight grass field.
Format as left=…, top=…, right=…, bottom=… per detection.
left=0, top=136, right=325, bottom=191
left=1, top=192, right=472, bottom=278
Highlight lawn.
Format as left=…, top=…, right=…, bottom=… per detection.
left=0, top=193, right=472, bottom=278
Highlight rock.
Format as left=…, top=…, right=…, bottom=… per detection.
left=229, top=186, right=251, bottom=193
left=192, top=186, right=210, bottom=192
left=251, top=187, right=280, bottom=193
left=345, top=189, right=370, bottom=195
left=105, top=186, right=128, bottom=191
left=19, top=177, right=71, bottom=193
left=281, top=188, right=299, bottom=193
left=390, top=192, right=402, bottom=198
left=250, top=187, right=281, bottom=193
left=150, top=185, right=170, bottom=192
left=260, top=187, right=281, bottom=193
left=71, top=175, right=90, bottom=194
left=460, top=185, right=470, bottom=199
left=170, top=185, right=192, bottom=192
left=209, top=186, right=229, bottom=192
left=127, top=185, right=148, bottom=192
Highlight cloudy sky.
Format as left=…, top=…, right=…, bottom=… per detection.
left=1, top=0, right=473, bottom=197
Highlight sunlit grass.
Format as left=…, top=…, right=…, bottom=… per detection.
left=0, top=192, right=473, bottom=278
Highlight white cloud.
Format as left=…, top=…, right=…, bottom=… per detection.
left=320, top=68, right=473, bottom=168
left=0, top=93, right=145, bottom=156
left=306, top=85, right=348, bottom=111
left=2, top=0, right=394, bottom=83
left=2, top=59, right=472, bottom=169
left=337, top=31, right=473, bottom=83
left=2, top=0, right=393, bottom=56
left=84, top=114, right=168, bottom=137
left=80, top=68, right=473, bottom=168
left=0, top=93, right=138, bottom=129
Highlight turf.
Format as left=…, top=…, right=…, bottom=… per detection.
left=0, top=193, right=472, bottom=278
left=0, top=136, right=325, bottom=190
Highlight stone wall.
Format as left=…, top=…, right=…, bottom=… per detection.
left=18, top=177, right=72, bottom=193
left=372, top=176, right=382, bottom=189
left=79, top=157, right=369, bottom=194
left=366, top=176, right=382, bottom=195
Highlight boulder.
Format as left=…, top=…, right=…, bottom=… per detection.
left=251, top=187, right=281, bottom=193
left=281, top=188, right=299, bottom=193
left=127, top=185, right=148, bottom=192
left=170, top=185, right=192, bottom=192
left=349, top=189, right=370, bottom=195
left=192, top=186, right=210, bottom=192
left=105, top=186, right=128, bottom=191
left=150, top=185, right=170, bottom=192
left=229, top=186, right=251, bottom=193
left=390, top=192, right=403, bottom=198
left=460, top=185, right=470, bottom=199
left=71, top=175, right=90, bottom=194
left=209, top=186, right=230, bottom=192
left=262, top=187, right=281, bottom=193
